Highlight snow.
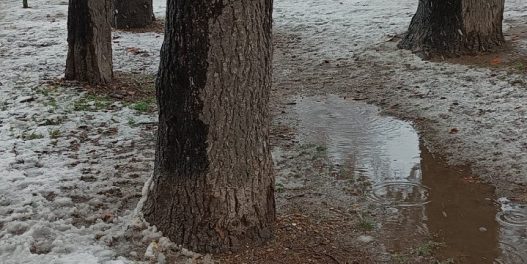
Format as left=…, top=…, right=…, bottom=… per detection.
left=1, top=0, right=526, bottom=262
left=273, top=0, right=527, bottom=198
left=0, top=0, right=164, bottom=263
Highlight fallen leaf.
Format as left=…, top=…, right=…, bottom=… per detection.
left=463, top=176, right=478, bottom=183
left=126, top=47, right=144, bottom=55
left=101, top=211, right=114, bottom=222
left=490, top=57, right=501, bottom=65
left=449, top=128, right=459, bottom=134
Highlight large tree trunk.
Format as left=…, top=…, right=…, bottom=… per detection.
left=142, top=0, right=275, bottom=253
left=111, top=0, right=153, bottom=29
left=65, top=0, right=112, bottom=84
left=399, top=0, right=505, bottom=57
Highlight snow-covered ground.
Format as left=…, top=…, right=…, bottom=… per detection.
left=1, top=0, right=526, bottom=263
left=273, top=0, right=527, bottom=199
left=0, top=0, right=163, bottom=263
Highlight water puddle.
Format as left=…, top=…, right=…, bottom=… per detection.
left=368, top=181, right=431, bottom=207
left=292, top=94, right=526, bottom=263
left=497, top=206, right=527, bottom=227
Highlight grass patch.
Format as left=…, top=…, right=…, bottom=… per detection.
left=297, top=143, right=328, bottom=160
left=46, top=97, right=58, bottom=111
left=22, top=132, right=44, bottom=141
left=357, top=217, right=375, bottom=231
left=49, top=129, right=61, bottom=139
left=415, top=241, right=444, bottom=257
left=34, top=83, right=60, bottom=97
left=131, top=98, right=155, bottom=113
left=275, top=183, right=285, bottom=193
left=47, top=72, right=156, bottom=113
left=514, top=61, right=525, bottom=72
left=127, top=117, right=137, bottom=127
left=0, top=101, right=8, bottom=111
left=40, top=116, right=65, bottom=126
left=393, top=254, right=409, bottom=264
left=74, top=94, right=112, bottom=111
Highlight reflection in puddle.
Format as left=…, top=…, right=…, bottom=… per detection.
left=294, top=94, right=421, bottom=184
left=495, top=201, right=527, bottom=264
left=495, top=242, right=526, bottom=264
left=497, top=208, right=527, bottom=227
left=369, top=181, right=430, bottom=207
left=294, top=95, right=526, bottom=263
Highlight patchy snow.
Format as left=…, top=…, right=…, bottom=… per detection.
left=273, top=0, right=417, bottom=58
left=0, top=0, right=165, bottom=263
left=273, top=0, right=527, bottom=198
left=1, top=0, right=527, bottom=262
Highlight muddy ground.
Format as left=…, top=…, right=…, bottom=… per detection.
left=216, top=26, right=527, bottom=264
left=1, top=0, right=526, bottom=263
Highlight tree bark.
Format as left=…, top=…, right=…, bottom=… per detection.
left=65, top=0, right=113, bottom=84
left=142, top=0, right=275, bottom=253
left=111, top=0, right=153, bottom=29
left=399, top=0, right=505, bottom=57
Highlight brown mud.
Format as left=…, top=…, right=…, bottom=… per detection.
left=219, top=93, right=527, bottom=263
left=218, top=18, right=527, bottom=261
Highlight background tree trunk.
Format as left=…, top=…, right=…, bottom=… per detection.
left=399, top=0, right=505, bottom=57
left=22, top=0, right=28, bottom=8
left=111, top=0, right=153, bottom=29
left=65, top=0, right=112, bottom=84
left=142, top=0, right=275, bottom=253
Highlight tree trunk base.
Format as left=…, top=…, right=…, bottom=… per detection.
left=399, top=0, right=505, bottom=58
left=111, top=0, right=154, bottom=29
left=65, top=0, right=112, bottom=84
left=143, top=0, right=275, bottom=254
left=143, top=175, right=275, bottom=253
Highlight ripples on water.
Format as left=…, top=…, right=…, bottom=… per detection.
left=293, top=95, right=526, bottom=262
left=294, top=94, right=421, bottom=184
left=497, top=208, right=527, bottom=227
left=369, top=181, right=431, bottom=207
left=494, top=241, right=526, bottom=264
left=495, top=202, right=527, bottom=264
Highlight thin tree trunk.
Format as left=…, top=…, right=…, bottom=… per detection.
left=22, top=0, right=28, bottom=8
left=65, top=0, right=112, bottom=84
left=111, top=0, right=153, bottom=29
left=399, top=0, right=504, bottom=57
left=142, top=0, right=275, bottom=253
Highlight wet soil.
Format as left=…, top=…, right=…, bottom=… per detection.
left=220, top=94, right=527, bottom=263
left=434, top=23, right=527, bottom=74
left=216, top=12, right=527, bottom=261
left=49, top=72, right=156, bottom=103
left=2, top=0, right=526, bottom=262
left=269, top=10, right=527, bottom=204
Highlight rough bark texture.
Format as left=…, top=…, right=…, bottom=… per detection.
left=143, top=0, right=275, bottom=253
left=111, top=0, right=153, bottom=29
left=399, top=0, right=504, bottom=56
left=65, top=0, right=112, bottom=84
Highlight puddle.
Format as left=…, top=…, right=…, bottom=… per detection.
left=368, top=181, right=430, bottom=207
left=293, top=94, right=420, bottom=184
left=497, top=208, right=527, bottom=227
left=292, top=95, right=526, bottom=263
left=495, top=201, right=527, bottom=264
